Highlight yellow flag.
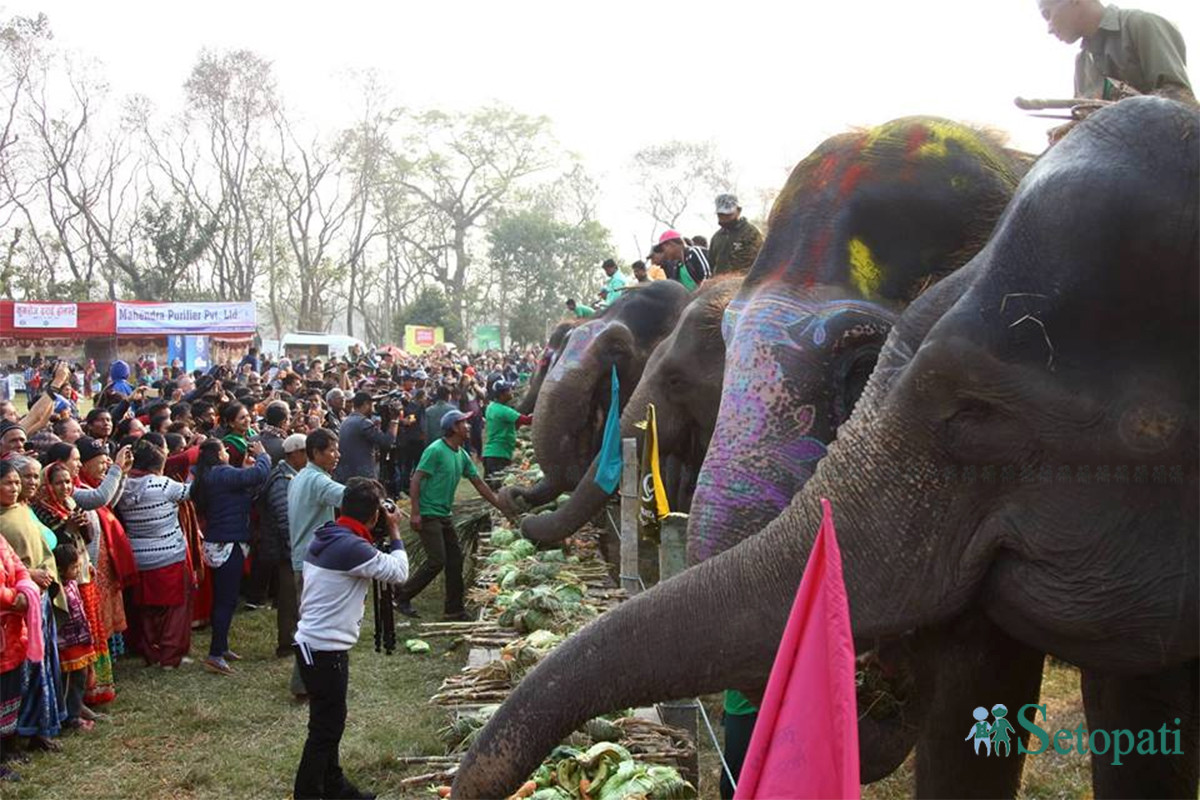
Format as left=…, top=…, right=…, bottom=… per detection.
left=638, top=403, right=670, bottom=540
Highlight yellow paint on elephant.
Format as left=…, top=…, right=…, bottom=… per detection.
left=860, top=118, right=1017, bottom=184
left=848, top=237, right=883, bottom=298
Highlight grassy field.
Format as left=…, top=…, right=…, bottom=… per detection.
left=7, top=572, right=469, bottom=799
left=10, top=594, right=1092, bottom=800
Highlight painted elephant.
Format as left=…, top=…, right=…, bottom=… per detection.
left=504, top=280, right=691, bottom=509
left=452, top=98, right=1198, bottom=799
left=516, top=320, right=575, bottom=415
left=687, top=117, right=1032, bottom=566
left=521, top=276, right=743, bottom=542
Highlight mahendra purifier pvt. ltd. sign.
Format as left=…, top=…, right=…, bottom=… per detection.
left=115, top=302, right=256, bottom=334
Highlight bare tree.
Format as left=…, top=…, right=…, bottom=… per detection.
left=268, top=112, right=351, bottom=331
left=395, top=105, right=555, bottom=332
left=335, top=72, right=397, bottom=339
left=630, top=140, right=733, bottom=240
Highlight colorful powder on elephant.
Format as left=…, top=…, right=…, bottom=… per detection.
left=544, top=320, right=608, bottom=384
left=694, top=288, right=891, bottom=560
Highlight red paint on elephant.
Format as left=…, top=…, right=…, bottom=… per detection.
left=839, top=163, right=868, bottom=198
left=905, top=125, right=929, bottom=156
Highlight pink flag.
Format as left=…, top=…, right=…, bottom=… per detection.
left=734, top=498, right=859, bottom=800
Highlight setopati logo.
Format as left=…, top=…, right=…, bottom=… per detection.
left=967, top=704, right=1185, bottom=766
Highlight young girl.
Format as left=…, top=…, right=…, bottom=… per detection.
left=52, top=541, right=94, bottom=732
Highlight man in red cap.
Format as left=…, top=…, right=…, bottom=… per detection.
left=657, top=230, right=712, bottom=291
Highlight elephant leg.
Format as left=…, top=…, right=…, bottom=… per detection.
left=1082, top=660, right=1199, bottom=799
left=914, top=614, right=1045, bottom=798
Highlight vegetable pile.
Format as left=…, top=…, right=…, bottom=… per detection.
left=512, top=742, right=696, bottom=800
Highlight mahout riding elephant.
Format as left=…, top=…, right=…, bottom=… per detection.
left=520, top=276, right=742, bottom=542
left=503, top=280, right=690, bottom=509
left=516, top=320, right=575, bottom=415
left=452, top=98, right=1198, bottom=799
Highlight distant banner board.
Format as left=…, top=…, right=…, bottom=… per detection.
left=14, top=302, right=78, bottom=329
left=403, top=325, right=444, bottom=353
left=115, top=302, right=256, bottom=334
left=167, top=334, right=211, bottom=372
left=473, top=324, right=502, bottom=351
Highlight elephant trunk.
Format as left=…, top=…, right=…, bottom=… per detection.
left=520, top=461, right=611, bottom=543
left=687, top=446, right=819, bottom=565
left=500, top=476, right=563, bottom=511
left=519, top=379, right=656, bottom=543
left=451, top=527, right=807, bottom=799
left=455, top=441, right=949, bottom=798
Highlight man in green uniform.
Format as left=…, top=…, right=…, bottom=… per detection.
left=482, top=381, right=532, bottom=477
left=396, top=409, right=510, bottom=620
left=709, top=193, right=764, bottom=275
left=565, top=298, right=595, bottom=318
left=1038, top=1, right=1194, bottom=103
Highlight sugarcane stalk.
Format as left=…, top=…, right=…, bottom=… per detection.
left=397, top=770, right=456, bottom=789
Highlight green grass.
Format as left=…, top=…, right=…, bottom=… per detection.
left=8, top=581, right=466, bottom=799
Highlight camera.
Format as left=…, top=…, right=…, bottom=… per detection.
left=372, top=499, right=398, bottom=544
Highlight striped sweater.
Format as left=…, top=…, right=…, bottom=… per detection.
left=115, top=473, right=191, bottom=571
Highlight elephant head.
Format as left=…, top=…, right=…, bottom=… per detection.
left=452, top=98, right=1198, bottom=798
left=688, top=117, right=1028, bottom=565
left=521, top=276, right=742, bottom=542
left=516, top=320, right=575, bottom=415
left=511, top=280, right=690, bottom=507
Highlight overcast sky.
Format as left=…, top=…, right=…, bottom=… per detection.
left=9, top=0, right=1200, bottom=261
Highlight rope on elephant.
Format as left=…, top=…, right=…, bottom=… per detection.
left=698, top=699, right=738, bottom=791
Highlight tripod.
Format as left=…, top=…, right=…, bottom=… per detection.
left=372, top=573, right=396, bottom=655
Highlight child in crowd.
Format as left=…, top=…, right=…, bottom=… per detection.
left=53, top=541, right=95, bottom=732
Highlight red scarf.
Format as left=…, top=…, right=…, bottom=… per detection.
left=77, top=472, right=139, bottom=589
left=335, top=515, right=374, bottom=544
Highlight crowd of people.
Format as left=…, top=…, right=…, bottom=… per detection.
left=0, top=343, right=532, bottom=791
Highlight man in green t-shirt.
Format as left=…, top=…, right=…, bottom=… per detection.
left=396, top=409, right=511, bottom=620
left=565, top=298, right=595, bottom=318
left=482, top=382, right=533, bottom=477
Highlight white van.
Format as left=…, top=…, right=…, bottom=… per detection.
left=281, top=332, right=368, bottom=360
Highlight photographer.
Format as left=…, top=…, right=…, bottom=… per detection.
left=292, top=478, right=407, bottom=800
left=334, top=392, right=397, bottom=483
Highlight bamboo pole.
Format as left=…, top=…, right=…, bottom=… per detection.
left=619, top=437, right=641, bottom=595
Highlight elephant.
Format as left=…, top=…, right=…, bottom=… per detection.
left=451, top=98, right=1198, bottom=799
left=687, top=117, right=1033, bottom=567
left=516, top=320, right=575, bottom=415
left=502, top=280, right=691, bottom=510
left=520, top=276, right=743, bottom=542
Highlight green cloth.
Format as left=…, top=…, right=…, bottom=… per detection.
left=572, top=304, right=596, bottom=318
left=1076, top=5, right=1193, bottom=99
left=415, top=438, right=478, bottom=518
left=724, top=689, right=758, bottom=716
left=483, top=401, right=521, bottom=460
left=709, top=217, right=764, bottom=275
left=222, top=427, right=258, bottom=454
left=603, top=272, right=628, bottom=304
